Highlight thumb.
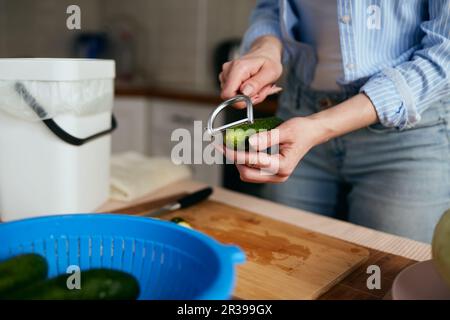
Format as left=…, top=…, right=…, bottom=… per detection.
left=240, top=66, right=279, bottom=97
left=248, top=127, right=284, bottom=151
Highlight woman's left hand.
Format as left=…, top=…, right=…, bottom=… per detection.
left=218, top=117, right=327, bottom=183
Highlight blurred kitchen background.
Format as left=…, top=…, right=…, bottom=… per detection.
left=0, top=0, right=279, bottom=196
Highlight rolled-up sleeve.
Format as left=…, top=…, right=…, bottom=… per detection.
left=240, top=0, right=283, bottom=54
left=361, top=0, right=450, bottom=130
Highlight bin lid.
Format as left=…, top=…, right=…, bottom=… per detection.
left=0, top=58, right=115, bottom=81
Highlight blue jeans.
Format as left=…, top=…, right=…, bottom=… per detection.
left=264, top=74, right=450, bottom=243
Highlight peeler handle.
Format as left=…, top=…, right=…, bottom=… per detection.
left=207, top=95, right=254, bottom=135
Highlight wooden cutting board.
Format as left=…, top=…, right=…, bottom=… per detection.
left=113, top=198, right=369, bottom=300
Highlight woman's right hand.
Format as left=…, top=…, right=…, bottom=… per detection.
left=219, top=35, right=284, bottom=107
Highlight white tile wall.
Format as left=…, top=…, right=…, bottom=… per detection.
left=98, top=0, right=154, bottom=82
left=204, top=0, right=257, bottom=91
left=150, top=0, right=202, bottom=89
left=0, top=0, right=257, bottom=92
left=0, top=0, right=101, bottom=58
left=99, top=0, right=256, bottom=93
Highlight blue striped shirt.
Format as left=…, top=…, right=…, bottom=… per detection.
left=241, top=0, right=450, bottom=129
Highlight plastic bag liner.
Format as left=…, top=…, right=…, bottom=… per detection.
left=0, top=79, right=114, bottom=121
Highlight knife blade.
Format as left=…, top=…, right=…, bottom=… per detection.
left=143, top=187, right=213, bottom=218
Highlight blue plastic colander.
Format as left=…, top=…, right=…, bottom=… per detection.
left=0, top=214, right=245, bottom=300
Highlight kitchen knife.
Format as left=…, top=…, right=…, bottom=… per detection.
left=143, top=187, right=213, bottom=218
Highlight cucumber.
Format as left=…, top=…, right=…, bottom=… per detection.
left=224, top=116, right=283, bottom=150
left=10, top=268, right=140, bottom=300
left=0, top=254, right=48, bottom=298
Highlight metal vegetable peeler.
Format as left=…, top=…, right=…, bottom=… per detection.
left=206, top=95, right=254, bottom=135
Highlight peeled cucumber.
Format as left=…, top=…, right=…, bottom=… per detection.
left=224, top=116, right=283, bottom=150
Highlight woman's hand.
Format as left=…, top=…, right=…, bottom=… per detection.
left=218, top=94, right=379, bottom=183
left=220, top=36, right=284, bottom=106
left=219, top=116, right=326, bottom=183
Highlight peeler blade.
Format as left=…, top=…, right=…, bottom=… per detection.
left=207, top=95, right=254, bottom=135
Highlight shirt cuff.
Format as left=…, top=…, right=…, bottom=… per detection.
left=360, top=68, right=420, bottom=130
left=240, top=20, right=283, bottom=56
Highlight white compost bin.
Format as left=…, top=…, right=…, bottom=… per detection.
left=0, top=58, right=116, bottom=221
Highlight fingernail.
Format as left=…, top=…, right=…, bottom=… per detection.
left=271, top=86, right=283, bottom=93
left=249, top=136, right=258, bottom=147
left=242, top=84, right=254, bottom=96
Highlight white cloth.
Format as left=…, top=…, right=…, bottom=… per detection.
left=297, top=0, right=343, bottom=91
left=110, top=152, right=191, bottom=201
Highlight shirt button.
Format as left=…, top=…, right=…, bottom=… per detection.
left=346, top=63, right=356, bottom=70
left=340, top=15, right=351, bottom=24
